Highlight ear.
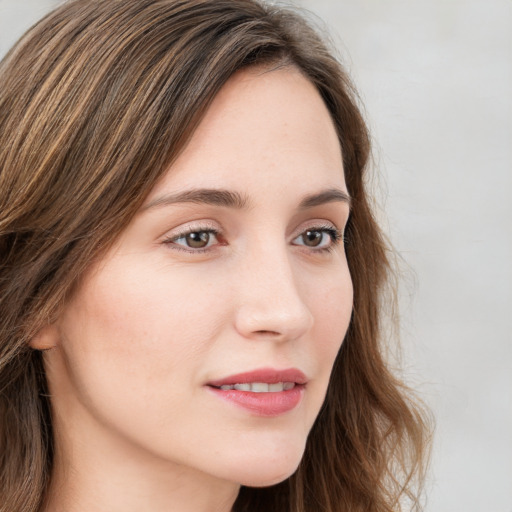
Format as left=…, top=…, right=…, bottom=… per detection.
left=29, top=324, right=60, bottom=350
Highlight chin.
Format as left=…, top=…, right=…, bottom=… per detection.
left=228, top=448, right=305, bottom=488
left=239, top=469, right=298, bottom=488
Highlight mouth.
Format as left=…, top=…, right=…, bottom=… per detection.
left=207, top=367, right=308, bottom=388
left=209, top=381, right=297, bottom=393
left=206, top=367, right=307, bottom=416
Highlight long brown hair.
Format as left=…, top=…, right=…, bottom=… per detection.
left=0, top=1, right=430, bottom=510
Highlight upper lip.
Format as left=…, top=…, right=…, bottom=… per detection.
left=207, top=367, right=308, bottom=387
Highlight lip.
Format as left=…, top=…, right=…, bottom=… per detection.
left=207, top=367, right=308, bottom=387
left=206, top=367, right=307, bottom=417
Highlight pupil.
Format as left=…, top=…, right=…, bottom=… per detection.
left=186, top=231, right=209, bottom=248
left=304, top=230, right=322, bottom=247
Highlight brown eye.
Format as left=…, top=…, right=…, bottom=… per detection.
left=302, top=230, right=323, bottom=247
left=185, top=231, right=211, bottom=248
left=167, top=229, right=220, bottom=251
left=292, top=226, right=341, bottom=251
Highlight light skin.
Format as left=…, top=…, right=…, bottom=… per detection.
left=35, top=65, right=353, bottom=512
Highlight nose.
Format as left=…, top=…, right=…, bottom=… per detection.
left=233, top=246, right=314, bottom=342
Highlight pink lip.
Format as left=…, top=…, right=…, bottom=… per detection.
left=207, top=367, right=308, bottom=387
left=206, top=367, right=307, bottom=417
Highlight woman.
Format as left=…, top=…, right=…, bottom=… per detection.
left=0, top=1, right=430, bottom=511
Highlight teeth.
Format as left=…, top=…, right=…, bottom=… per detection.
left=234, top=383, right=251, bottom=391
left=251, top=382, right=269, bottom=393
left=217, top=382, right=296, bottom=392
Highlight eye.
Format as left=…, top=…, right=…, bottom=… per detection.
left=164, top=228, right=221, bottom=252
left=292, top=226, right=342, bottom=251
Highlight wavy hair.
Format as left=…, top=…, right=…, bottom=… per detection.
left=0, top=1, right=430, bottom=510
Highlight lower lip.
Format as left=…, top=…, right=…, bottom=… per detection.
left=206, top=385, right=305, bottom=417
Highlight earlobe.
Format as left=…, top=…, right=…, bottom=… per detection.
left=30, top=324, right=60, bottom=350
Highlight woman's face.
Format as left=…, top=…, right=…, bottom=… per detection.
left=46, top=66, right=353, bottom=488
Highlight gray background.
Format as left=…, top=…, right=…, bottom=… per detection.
left=1, top=0, right=510, bottom=510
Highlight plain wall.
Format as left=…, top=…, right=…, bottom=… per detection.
left=1, top=1, right=511, bottom=510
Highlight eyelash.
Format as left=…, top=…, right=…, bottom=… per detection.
left=162, top=224, right=344, bottom=255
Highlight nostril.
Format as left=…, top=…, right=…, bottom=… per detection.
left=234, top=300, right=312, bottom=342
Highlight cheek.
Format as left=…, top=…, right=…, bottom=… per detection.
left=307, top=267, right=353, bottom=374
left=66, top=257, right=221, bottom=348
left=51, top=256, right=238, bottom=469
left=56, top=257, right=227, bottom=411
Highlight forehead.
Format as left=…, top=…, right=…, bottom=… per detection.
left=147, top=66, right=346, bottom=203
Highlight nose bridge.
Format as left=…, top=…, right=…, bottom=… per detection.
left=233, top=238, right=313, bottom=341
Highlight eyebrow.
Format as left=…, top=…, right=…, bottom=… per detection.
left=142, top=187, right=351, bottom=212
left=298, top=188, right=351, bottom=209
left=142, top=189, right=249, bottom=211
